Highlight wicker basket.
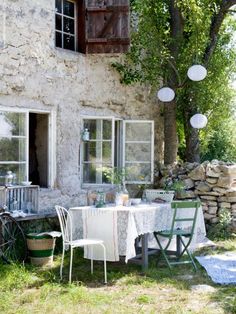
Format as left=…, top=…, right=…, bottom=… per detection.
left=145, top=189, right=175, bottom=203
left=27, top=233, right=56, bottom=267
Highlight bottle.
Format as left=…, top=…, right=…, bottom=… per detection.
left=121, top=183, right=129, bottom=206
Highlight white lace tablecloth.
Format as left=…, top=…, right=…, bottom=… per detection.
left=69, top=203, right=206, bottom=262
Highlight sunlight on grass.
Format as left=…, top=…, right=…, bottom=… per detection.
left=0, top=238, right=235, bottom=314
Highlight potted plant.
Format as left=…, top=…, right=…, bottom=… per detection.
left=104, top=167, right=129, bottom=205
left=165, top=180, right=186, bottom=199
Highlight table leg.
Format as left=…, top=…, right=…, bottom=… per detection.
left=176, top=235, right=182, bottom=257
left=141, top=233, right=148, bottom=271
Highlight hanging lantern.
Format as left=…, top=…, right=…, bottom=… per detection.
left=190, top=114, right=208, bottom=129
left=82, top=128, right=90, bottom=141
left=157, top=87, right=175, bottom=102
left=187, top=64, right=207, bottom=81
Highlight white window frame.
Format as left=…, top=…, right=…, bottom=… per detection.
left=81, top=116, right=116, bottom=187
left=123, top=120, right=154, bottom=184
left=0, top=106, right=56, bottom=188
left=55, top=0, right=77, bottom=52
left=81, top=117, right=154, bottom=186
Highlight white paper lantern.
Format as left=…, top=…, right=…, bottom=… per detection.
left=187, top=64, right=207, bottom=81
left=190, top=114, right=208, bottom=129
left=157, top=87, right=175, bottom=102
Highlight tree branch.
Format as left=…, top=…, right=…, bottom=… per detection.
left=203, top=0, right=236, bottom=65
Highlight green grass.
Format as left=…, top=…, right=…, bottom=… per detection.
left=0, top=239, right=236, bottom=314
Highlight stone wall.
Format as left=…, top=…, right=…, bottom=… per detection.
left=157, top=160, right=236, bottom=230
left=0, top=1, right=163, bottom=211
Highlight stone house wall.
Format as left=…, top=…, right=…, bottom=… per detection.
left=157, top=160, right=236, bottom=230
left=0, top=1, right=163, bottom=211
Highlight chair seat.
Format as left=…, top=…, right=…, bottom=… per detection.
left=68, top=238, right=104, bottom=247
left=156, top=229, right=191, bottom=237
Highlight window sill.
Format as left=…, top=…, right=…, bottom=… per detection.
left=54, top=47, right=85, bottom=58
left=81, top=183, right=116, bottom=191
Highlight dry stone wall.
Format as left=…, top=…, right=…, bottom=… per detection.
left=157, top=160, right=236, bottom=230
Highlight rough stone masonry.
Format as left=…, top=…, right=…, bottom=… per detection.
left=157, top=160, right=236, bottom=231
left=0, top=0, right=163, bottom=211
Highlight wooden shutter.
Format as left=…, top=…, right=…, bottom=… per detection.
left=78, top=0, right=130, bottom=54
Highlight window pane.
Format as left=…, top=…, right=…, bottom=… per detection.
left=63, top=16, right=74, bottom=34
left=83, top=142, right=102, bottom=162
left=55, top=0, right=62, bottom=13
left=125, top=163, right=151, bottom=182
left=55, top=31, right=62, bottom=48
left=0, top=138, right=26, bottom=161
left=0, top=111, right=25, bottom=136
left=84, top=120, right=102, bottom=140
left=102, top=166, right=112, bottom=183
left=0, top=163, right=26, bottom=185
left=103, top=120, right=112, bottom=140
left=102, top=142, right=112, bottom=163
left=55, top=14, right=62, bottom=31
left=125, top=143, right=151, bottom=162
left=64, top=0, right=74, bottom=17
left=63, top=34, right=75, bottom=50
left=83, top=163, right=103, bottom=184
left=126, top=122, right=152, bottom=141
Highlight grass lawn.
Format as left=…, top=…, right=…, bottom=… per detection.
left=0, top=238, right=236, bottom=314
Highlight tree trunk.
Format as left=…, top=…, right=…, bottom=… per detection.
left=164, top=100, right=178, bottom=164
left=163, top=0, right=183, bottom=165
left=185, top=125, right=200, bottom=163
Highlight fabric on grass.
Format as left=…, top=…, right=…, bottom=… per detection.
left=196, top=252, right=236, bottom=285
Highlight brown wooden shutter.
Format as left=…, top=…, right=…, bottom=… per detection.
left=78, top=0, right=130, bottom=54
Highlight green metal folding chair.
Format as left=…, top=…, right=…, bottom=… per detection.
left=154, top=200, right=201, bottom=271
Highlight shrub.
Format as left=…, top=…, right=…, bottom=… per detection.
left=207, top=208, right=233, bottom=240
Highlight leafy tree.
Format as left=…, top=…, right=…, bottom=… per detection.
left=114, top=0, right=236, bottom=164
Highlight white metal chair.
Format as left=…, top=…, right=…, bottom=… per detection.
left=55, top=205, right=107, bottom=284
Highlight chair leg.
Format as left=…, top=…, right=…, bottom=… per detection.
left=60, top=245, right=65, bottom=280
left=90, top=246, right=94, bottom=275
left=179, top=237, right=197, bottom=271
left=69, top=246, right=73, bottom=284
left=100, top=243, right=107, bottom=284
left=155, top=236, right=172, bottom=270
left=154, top=233, right=173, bottom=270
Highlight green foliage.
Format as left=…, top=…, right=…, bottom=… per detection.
left=114, top=0, right=236, bottom=161
left=201, top=120, right=236, bottom=162
left=163, top=178, right=185, bottom=192
left=103, top=167, right=128, bottom=186
left=207, top=208, right=233, bottom=240
left=111, top=62, right=142, bottom=84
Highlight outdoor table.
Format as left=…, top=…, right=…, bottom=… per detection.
left=69, top=203, right=206, bottom=271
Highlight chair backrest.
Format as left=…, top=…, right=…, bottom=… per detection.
left=170, top=200, right=201, bottom=238
left=55, top=205, right=72, bottom=243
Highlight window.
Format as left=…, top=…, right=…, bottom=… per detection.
left=55, top=0, right=76, bottom=51
left=0, top=111, right=27, bottom=185
left=81, top=117, right=154, bottom=185
left=0, top=109, right=53, bottom=188
left=82, top=118, right=114, bottom=184
left=54, top=0, right=130, bottom=54
left=123, top=121, right=154, bottom=183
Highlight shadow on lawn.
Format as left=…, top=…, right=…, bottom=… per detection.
left=19, top=248, right=211, bottom=290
